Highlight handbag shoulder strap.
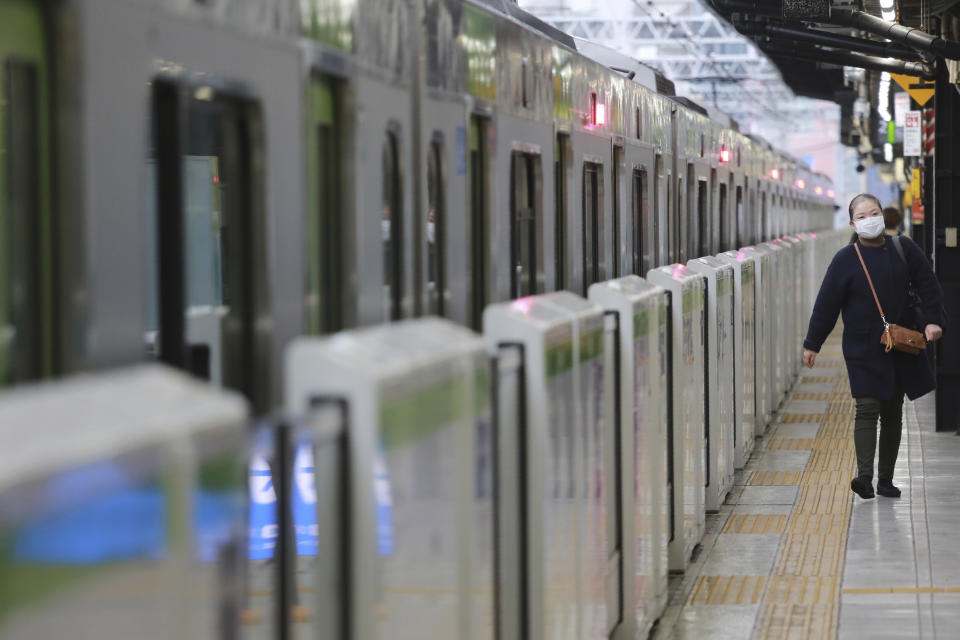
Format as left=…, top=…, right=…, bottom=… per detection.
left=890, top=234, right=907, bottom=267
left=853, top=242, right=888, bottom=325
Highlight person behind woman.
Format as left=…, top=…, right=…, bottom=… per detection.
left=883, top=206, right=903, bottom=237
left=802, top=194, right=943, bottom=499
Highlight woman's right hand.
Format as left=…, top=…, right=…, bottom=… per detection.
left=803, top=349, right=818, bottom=368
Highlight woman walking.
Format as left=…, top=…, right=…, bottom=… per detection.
left=802, top=194, right=944, bottom=499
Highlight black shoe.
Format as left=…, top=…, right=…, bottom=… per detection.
left=876, top=479, right=901, bottom=498
left=851, top=476, right=875, bottom=499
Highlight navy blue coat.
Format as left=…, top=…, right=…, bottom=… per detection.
left=803, top=235, right=944, bottom=401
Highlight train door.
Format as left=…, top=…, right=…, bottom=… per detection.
left=582, top=161, right=603, bottom=294
left=655, top=155, right=667, bottom=267
left=612, top=146, right=623, bottom=277
left=675, top=174, right=684, bottom=263
left=468, top=116, right=489, bottom=329
left=382, top=126, right=403, bottom=321
left=730, top=185, right=747, bottom=249
left=306, top=75, right=343, bottom=334
left=632, top=168, right=650, bottom=275
left=697, top=175, right=709, bottom=258
left=719, top=178, right=729, bottom=252
left=509, top=151, right=542, bottom=298
left=555, top=133, right=570, bottom=290
left=148, top=79, right=270, bottom=411
left=426, top=136, right=448, bottom=315
left=0, top=0, right=54, bottom=386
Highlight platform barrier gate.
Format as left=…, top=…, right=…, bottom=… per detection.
left=484, top=292, right=613, bottom=640
left=742, top=243, right=777, bottom=429
left=0, top=366, right=249, bottom=640
left=588, top=276, right=670, bottom=638
left=716, top=250, right=758, bottom=468
left=687, top=256, right=736, bottom=512
left=286, top=319, right=494, bottom=640
left=646, top=265, right=706, bottom=571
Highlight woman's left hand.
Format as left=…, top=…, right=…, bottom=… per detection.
left=925, top=324, right=943, bottom=342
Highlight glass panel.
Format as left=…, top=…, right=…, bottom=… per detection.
left=510, top=152, right=539, bottom=298
left=696, top=180, right=708, bottom=259
left=582, top=163, right=602, bottom=295
left=147, top=84, right=264, bottom=408
left=307, top=77, right=341, bottom=334
left=730, top=187, right=746, bottom=249
left=1, top=61, right=42, bottom=384
left=611, top=148, right=621, bottom=278
left=555, top=134, right=568, bottom=290
left=674, top=177, right=682, bottom=264
left=719, top=183, right=728, bottom=252
left=426, top=140, right=445, bottom=316
left=382, top=131, right=402, bottom=321
left=468, top=117, right=486, bottom=329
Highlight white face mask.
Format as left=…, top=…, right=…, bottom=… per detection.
left=854, top=216, right=885, bottom=239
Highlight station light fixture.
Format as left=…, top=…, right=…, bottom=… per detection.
left=795, top=178, right=806, bottom=189
left=879, top=0, right=896, bottom=21
left=827, top=189, right=835, bottom=198
left=596, top=102, right=606, bottom=126
left=878, top=72, right=892, bottom=122
left=719, top=147, right=731, bottom=164
left=815, top=186, right=824, bottom=195
left=770, top=168, right=780, bottom=180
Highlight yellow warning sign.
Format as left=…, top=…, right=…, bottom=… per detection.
left=912, top=168, right=921, bottom=199
left=890, top=73, right=935, bottom=106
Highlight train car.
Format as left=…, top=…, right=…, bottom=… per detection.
left=0, top=0, right=841, bottom=636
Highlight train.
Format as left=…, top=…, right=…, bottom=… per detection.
left=0, top=0, right=841, bottom=637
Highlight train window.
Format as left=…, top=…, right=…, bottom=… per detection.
left=2, top=59, right=48, bottom=385
left=521, top=59, right=529, bottom=109
left=555, top=135, right=570, bottom=290
left=582, top=162, right=603, bottom=294
left=468, top=116, right=488, bottom=329
left=719, top=182, right=729, bottom=252
left=655, top=156, right=666, bottom=267
left=761, top=192, right=768, bottom=241
left=148, top=80, right=269, bottom=411
left=612, top=147, right=623, bottom=278
left=735, top=186, right=744, bottom=247
left=697, top=179, right=708, bottom=258
left=427, top=139, right=446, bottom=315
left=674, top=177, right=683, bottom=264
left=632, top=169, right=649, bottom=274
left=382, top=129, right=403, bottom=321
left=510, top=151, right=542, bottom=298
left=306, top=76, right=342, bottom=334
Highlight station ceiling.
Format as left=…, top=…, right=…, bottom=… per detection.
left=706, top=0, right=960, bottom=146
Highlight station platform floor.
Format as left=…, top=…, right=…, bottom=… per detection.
left=651, top=330, right=960, bottom=640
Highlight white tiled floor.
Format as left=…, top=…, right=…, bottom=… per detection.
left=650, top=392, right=960, bottom=640
left=838, top=393, right=960, bottom=640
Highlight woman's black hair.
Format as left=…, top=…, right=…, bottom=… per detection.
left=848, top=193, right=883, bottom=243
left=848, top=193, right=882, bottom=220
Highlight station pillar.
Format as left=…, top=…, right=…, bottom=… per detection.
left=933, top=59, right=960, bottom=432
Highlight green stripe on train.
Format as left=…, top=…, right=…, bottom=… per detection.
left=380, top=371, right=490, bottom=450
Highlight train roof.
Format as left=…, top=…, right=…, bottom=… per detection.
left=669, top=95, right=709, bottom=117
left=572, top=37, right=665, bottom=94
left=473, top=0, right=577, bottom=50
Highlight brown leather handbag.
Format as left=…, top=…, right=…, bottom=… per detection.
left=854, top=243, right=926, bottom=355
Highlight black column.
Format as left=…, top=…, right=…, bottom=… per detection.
left=933, top=59, right=960, bottom=432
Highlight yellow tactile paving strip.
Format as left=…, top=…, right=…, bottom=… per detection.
left=723, top=514, right=788, bottom=535
left=767, top=438, right=815, bottom=450
left=752, top=330, right=857, bottom=640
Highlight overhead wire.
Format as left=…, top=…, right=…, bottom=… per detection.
left=632, top=0, right=790, bottom=121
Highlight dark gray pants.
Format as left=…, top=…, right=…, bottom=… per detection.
left=854, top=391, right=904, bottom=481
